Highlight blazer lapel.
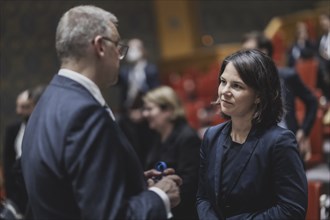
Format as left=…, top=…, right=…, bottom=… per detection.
left=214, top=123, right=231, bottom=199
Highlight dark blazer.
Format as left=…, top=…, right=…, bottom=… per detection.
left=196, top=121, right=308, bottom=220
left=279, top=67, right=318, bottom=136
left=21, top=75, right=167, bottom=220
left=3, top=122, right=28, bottom=213
left=145, top=119, right=201, bottom=220
left=3, top=122, right=20, bottom=198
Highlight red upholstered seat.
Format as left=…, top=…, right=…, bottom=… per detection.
left=306, top=181, right=323, bottom=220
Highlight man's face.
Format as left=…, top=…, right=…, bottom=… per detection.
left=126, top=39, right=143, bottom=63
left=319, top=15, right=330, bottom=32
left=16, top=91, right=34, bottom=122
left=102, top=23, right=121, bottom=87
left=242, top=39, right=257, bottom=50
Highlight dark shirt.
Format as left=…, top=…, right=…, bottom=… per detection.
left=220, top=137, right=243, bottom=196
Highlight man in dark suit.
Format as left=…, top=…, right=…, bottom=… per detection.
left=21, top=5, right=181, bottom=219
left=242, top=31, right=318, bottom=161
left=3, top=85, right=45, bottom=216
left=3, top=89, right=33, bottom=214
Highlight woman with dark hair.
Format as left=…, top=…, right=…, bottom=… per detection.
left=196, top=49, right=308, bottom=219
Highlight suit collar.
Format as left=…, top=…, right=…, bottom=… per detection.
left=58, top=69, right=106, bottom=107
left=214, top=122, right=231, bottom=196
left=57, top=69, right=116, bottom=120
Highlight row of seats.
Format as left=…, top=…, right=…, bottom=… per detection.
left=295, top=58, right=329, bottom=169
left=164, top=62, right=221, bottom=130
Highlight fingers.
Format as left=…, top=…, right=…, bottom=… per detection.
left=165, top=174, right=182, bottom=186
left=163, top=168, right=175, bottom=175
left=154, top=175, right=182, bottom=208
left=144, top=169, right=161, bottom=179
left=147, top=178, right=155, bottom=187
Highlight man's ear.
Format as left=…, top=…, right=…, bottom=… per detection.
left=92, top=36, right=106, bottom=57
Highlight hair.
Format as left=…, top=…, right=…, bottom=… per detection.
left=218, top=49, right=283, bottom=129
left=28, top=85, right=46, bottom=104
left=143, top=86, right=185, bottom=121
left=241, top=31, right=274, bottom=57
left=320, top=12, right=330, bottom=19
left=55, top=5, right=118, bottom=63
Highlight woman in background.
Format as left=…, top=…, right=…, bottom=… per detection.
left=196, top=49, right=307, bottom=219
left=143, top=86, right=200, bottom=220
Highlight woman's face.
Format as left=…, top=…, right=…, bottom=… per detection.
left=142, top=101, right=172, bottom=131
left=218, top=62, right=259, bottom=121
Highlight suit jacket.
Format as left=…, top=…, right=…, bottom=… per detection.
left=3, top=122, right=20, bottom=197
left=3, top=122, right=28, bottom=213
left=279, top=67, right=318, bottom=136
left=196, top=121, right=308, bottom=220
left=145, top=119, right=201, bottom=220
left=21, top=75, right=166, bottom=220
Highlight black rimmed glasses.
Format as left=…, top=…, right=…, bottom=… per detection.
left=101, top=37, right=129, bottom=60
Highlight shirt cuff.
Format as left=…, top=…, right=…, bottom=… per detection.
left=149, top=187, right=173, bottom=219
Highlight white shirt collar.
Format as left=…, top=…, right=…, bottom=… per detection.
left=58, top=68, right=106, bottom=106
left=58, top=69, right=115, bottom=120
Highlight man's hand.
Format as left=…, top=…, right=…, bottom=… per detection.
left=144, top=168, right=176, bottom=187
left=154, top=174, right=182, bottom=208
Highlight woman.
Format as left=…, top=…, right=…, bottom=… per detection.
left=143, top=86, right=201, bottom=220
left=197, top=49, right=308, bottom=219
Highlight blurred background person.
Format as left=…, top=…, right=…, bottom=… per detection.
left=241, top=31, right=318, bottom=163
left=197, top=49, right=307, bottom=219
left=317, top=12, right=330, bottom=102
left=3, top=85, right=45, bottom=216
left=287, top=21, right=316, bottom=67
left=118, top=38, right=160, bottom=164
left=142, top=86, right=200, bottom=220
left=119, top=38, right=160, bottom=112
left=118, top=94, right=156, bottom=165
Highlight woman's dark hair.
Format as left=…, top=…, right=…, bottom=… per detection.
left=218, top=49, right=283, bottom=129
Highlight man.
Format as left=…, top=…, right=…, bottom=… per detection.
left=241, top=31, right=318, bottom=162
left=21, top=5, right=181, bottom=219
left=3, top=85, right=45, bottom=215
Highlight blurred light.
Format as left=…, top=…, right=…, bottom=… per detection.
left=201, top=35, right=214, bottom=46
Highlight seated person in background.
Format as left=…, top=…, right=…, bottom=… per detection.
left=242, top=31, right=318, bottom=162
left=197, top=49, right=307, bottom=219
left=143, top=86, right=201, bottom=220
